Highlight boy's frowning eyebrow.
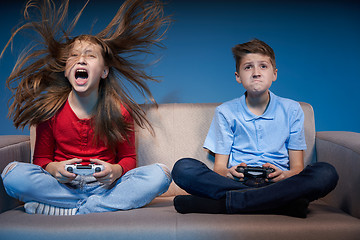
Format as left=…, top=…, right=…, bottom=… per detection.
left=242, top=60, right=271, bottom=65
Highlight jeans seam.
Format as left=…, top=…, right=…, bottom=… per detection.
left=156, top=163, right=172, bottom=182
left=1, top=163, right=21, bottom=198
left=1, top=161, right=19, bottom=179
left=226, top=191, right=232, bottom=213
left=154, top=164, right=172, bottom=196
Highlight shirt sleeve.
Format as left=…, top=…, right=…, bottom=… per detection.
left=33, top=119, right=56, bottom=169
left=203, top=106, right=234, bottom=155
left=287, top=103, right=307, bottom=150
left=116, top=107, right=137, bottom=176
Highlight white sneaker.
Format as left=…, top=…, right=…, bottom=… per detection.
left=24, top=202, right=77, bottom=215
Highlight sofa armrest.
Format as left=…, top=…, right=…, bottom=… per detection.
left=316, top=131, right=360, bottom=219
left=0, top=135, right=31, bottom=213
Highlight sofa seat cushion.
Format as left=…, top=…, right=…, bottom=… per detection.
left=0, top=197, right=359, bottom=240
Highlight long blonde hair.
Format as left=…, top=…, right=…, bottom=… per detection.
left=2, top=0, right=170, bottom=150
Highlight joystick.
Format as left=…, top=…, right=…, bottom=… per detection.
left=236, top=166, right=275, bottom=179
left=65, top=164, right=104, bottom=175
left=235, top=166, right=275, bottom=187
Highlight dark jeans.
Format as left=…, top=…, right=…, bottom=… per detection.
left=171, top=158, right=338, bottom=213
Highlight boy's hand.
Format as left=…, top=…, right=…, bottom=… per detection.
left=263, top=161, right=303, bottom=183
left=91, top=159, right=123, bottom=186
left=262, top=163, right=287, bottom=182
left=228, top=162, right=247, bottom=181
left=45, top=158, right=81, bottom=183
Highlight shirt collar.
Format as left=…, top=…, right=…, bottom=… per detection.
left=240, top=91, right=276, bottom=121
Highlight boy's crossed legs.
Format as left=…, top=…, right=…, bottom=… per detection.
left=172, top=158, right=338, bottom=218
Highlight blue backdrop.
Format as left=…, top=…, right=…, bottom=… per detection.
left=1, top=0, right=359, bottom=135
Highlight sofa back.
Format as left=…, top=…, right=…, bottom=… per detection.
left=30, top=102, right=316, bottom=196
left=135, top=102, right=316, bottom=196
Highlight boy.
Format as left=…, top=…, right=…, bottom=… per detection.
left=171, top=39, right=338, bottom=218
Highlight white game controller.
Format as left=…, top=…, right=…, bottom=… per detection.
left=65, top=164, right=104, bottom=175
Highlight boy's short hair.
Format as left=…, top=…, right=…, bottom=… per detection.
left=232, top=39, right=276, bottom=73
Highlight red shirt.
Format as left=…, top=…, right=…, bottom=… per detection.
left=33, top=100, right=136, bottom=176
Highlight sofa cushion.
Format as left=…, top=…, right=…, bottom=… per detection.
left=0, top=198, right=359, bottom=240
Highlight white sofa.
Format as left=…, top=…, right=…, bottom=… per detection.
left=0, top=102, right=359, bottom=240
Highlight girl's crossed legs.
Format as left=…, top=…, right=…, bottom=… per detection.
left=1, top=162, right=171, bottom=215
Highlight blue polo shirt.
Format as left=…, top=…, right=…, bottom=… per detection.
left=203, top=91, right=307, bottom=171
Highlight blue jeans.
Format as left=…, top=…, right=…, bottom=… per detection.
left=172, top=158, right=338, bottom=213
left=1, top=162, right=171, bottom=214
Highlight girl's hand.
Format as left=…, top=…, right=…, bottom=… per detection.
left=45, top=158, right=81, bottom=183
left=228, top=162, right=247, bottom=181
left=91, top=159, right=123, bottom=186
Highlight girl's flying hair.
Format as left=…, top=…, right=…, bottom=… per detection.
left=1, top=0, right=170, bottom=150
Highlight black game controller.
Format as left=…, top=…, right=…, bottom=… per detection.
left=236, top=166, right=275, bottom=187
left=236, top=166, right=275, bottom=179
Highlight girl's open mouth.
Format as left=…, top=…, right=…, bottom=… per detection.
left=75, top=69, right=88, bottom=85
left=75, top=69, right=88, bottom=79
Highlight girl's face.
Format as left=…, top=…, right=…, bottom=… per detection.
left=65, top=40, right=109, bottom=97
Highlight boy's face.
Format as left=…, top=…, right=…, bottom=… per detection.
left=65, top=40, right=109, bottom=97
left=235, top=53, right=277, bottom=97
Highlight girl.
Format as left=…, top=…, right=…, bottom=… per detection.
left=1, top=0, right=171, bottom=215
